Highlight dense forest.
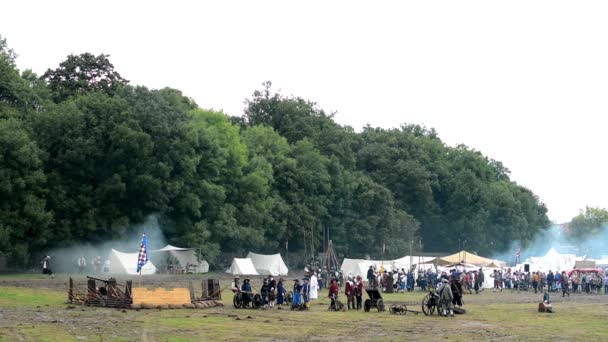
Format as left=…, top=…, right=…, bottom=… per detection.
left=0, top=35, right=551, bottom=267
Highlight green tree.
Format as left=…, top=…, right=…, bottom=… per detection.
left=0, top=118, right=52, bottom=266
left=41, top=53, right=128, bottom=102
left=569, top=207, right=608, bottom=240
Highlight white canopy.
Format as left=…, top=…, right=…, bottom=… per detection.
left=523, top=247, right=582, bottom=272
left=246, top=252, right=288, bottom=276
left=108, top=248, right=156, bottom=275
left=341, top=256, right=435, bottom=279
left=150, top=245, right=209, bottom=273
left=226, top=258, right=259, bottom=275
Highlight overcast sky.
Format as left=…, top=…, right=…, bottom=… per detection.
left=2, top=1, right=607, bottom=223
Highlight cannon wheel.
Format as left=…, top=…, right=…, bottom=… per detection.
left=377, top=298, right=385, bottom=312
left=421, top=293, right=435, bottom=316
left=364, top=299, right=372, bottom=312
left=285, top=291, right=293, bottom=304
left=233, top=292, right=242, bottom=308
left=252, top=293, right=262, bottom=309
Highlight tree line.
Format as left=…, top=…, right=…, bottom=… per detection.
left=0, top=35, right=551, bottom=267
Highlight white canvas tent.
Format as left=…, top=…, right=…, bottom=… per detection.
left=523, top=248, right=581, bottom=272
left=246, top=252, right=288, bottom=276
left=226, top=258, right=259, bottom=275
left=108, top=249, right=156, bottom=275
left=340, top=256, right=435, bottom=279
left=150, top=245, right=209, bottom=273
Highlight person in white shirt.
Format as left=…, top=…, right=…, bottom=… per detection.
left=309, top=272, right=318, bottom=300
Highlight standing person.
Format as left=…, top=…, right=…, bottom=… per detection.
left=78, top=256, right=86, bottom=274
left=355, top=276, right=364, bottom=310
left=293, top=279, right=303, bottom=307
left=366, top=266, right=375, bottom=287
left=302, top=278, right=311, bottom=307
left=41, top=256, right=54, bottom=279
left=103, top=258, right=111, bottom=273
left=546, top=271, right=554, bottom=292
left=532, top=272, right=540, bottom=294
left=604, top=273, right=608, bottom=295
left=231, top=277, right=240, bottom=293
left=276, top=278, right=285, bottom=305
left=94, top=256, right=102, bottom=274
left=344, top=276, right=355, bottom=310
left=491, top=270, right=502, bottom=292
left=309, top=272, right=318, bottom=301
left=260, top=279, right=270, bottom=308
left=328, top=278, right=340, bottom=309
left=561, top=271, right=569, bottom=297
left=477, top=268, right=485, bottom=292
left=268, top=277, right=277, bottom=307
left=438, top=278, right=454, bottom=317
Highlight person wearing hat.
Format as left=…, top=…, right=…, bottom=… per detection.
left=276, top=278, right=286, bottom=305
left=438, top=278, right=454, bottom=317
left=302, top=278, right=310, bottom=306
left=344, top=276, right=355, bottom=310
left=366, top=266, right=375, bottom=286
left=241, top=279, right=253, bottom=307
left=355, top=275, right=364, bottom=310
left=231, top=276, right=240, bottom=293
left=293, top=279, right=303, bottom=306
left=261, top=278, right=270, bottom=309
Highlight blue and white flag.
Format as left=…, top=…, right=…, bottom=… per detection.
left=136, top=229, right=149, bottom=273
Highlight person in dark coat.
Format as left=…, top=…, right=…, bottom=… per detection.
left=260, top=279, right=270, bottom=308
left=366, top=266, right=375, bottom=287
left=451, top=277, right=463, bottom=307
left=276, top=278, right=285, bottom=305
left=385, top=272, right=394, bottom=293
left=302, top=278, right=310, bottom=305
left=41, top=256, right=54, bottom=279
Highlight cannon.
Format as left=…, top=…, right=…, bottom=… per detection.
left=421, top=288, right=440, bottom=316
left=363, top=288, right=385, bottom=312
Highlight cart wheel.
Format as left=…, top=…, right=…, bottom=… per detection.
left=252, top=294, right=262, bottom=309
left=421, top=293, right=434, bottom=316
left=233, top=293, right=242, bottom=309
left=377, top=298, right=385, bottom=312
left=285, top=291, right=293, bottom=304
left=364, top=299, right=371, bottom=312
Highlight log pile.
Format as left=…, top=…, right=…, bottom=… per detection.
left=130, top=300, right=224, bottom=310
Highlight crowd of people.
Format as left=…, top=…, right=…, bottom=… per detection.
left=364, top=265, right=485, bottom=295
left=487, top=268, right=607, bottom=296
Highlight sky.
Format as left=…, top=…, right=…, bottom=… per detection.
left=1, top=1, right=607, bottom=223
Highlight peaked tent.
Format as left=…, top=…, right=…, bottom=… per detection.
left=523, top=247, right=581, bottom=272
left=246, top=252, right=288, bottom=276
left=150, top=245, right=209, bottom=273
left=108, top=249, right=156, bottom=275
left=226, top=258, right=259, bottom=275
left=341, top=256, right=436, bottom=278
left=426, top=250, right=504, bottom=267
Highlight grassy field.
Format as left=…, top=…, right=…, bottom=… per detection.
left=1, top=275, right=608, bottom=341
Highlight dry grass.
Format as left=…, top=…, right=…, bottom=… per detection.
left=1, top=276, right=608, bottom=341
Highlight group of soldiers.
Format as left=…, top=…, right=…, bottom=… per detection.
left=365, top=266, right=486, bottom=295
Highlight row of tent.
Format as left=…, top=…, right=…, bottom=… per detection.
left=109, top=248, right=290, bottom=276
left=108, top=245, right=209, bottom=275
left=517, top=247, right=608, bottom=273
left=340, top=250, right=507, bottom=279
